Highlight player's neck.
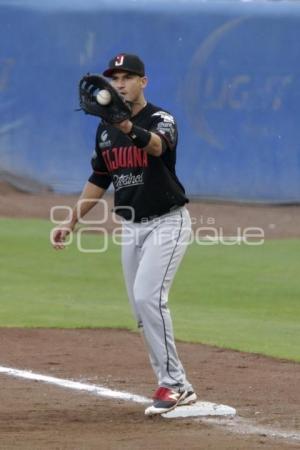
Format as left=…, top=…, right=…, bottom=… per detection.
left=131, top=95, right=147, bottom=116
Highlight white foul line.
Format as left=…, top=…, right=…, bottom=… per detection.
left=201, top=417, right=300, bottom=443
left=0, top=365, right=150, bottom=404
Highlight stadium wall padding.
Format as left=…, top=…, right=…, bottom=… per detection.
left=1, top=0, right=300, bottom=202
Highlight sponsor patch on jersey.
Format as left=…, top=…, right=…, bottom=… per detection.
left=101, top=131, right=108, bottom=141
left=113, top=172, right=144, bottom=191
left=152, top=111, right=175, bottom=124
left=99, top=130, right=112, bottom=149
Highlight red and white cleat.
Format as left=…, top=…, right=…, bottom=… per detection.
left=145, top=387, right=189, bottom=416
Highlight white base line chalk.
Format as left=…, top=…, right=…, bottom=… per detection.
left=0, top=365, right=150, bottom=404
left=202, top=417, right=300, bottom=443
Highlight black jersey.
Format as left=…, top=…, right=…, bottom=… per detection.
left=88, top=102, right=188, bottom=222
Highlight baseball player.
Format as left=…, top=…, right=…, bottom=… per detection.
left=53, top=53, right=196, bottom=415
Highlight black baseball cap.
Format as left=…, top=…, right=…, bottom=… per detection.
left=103, top=53, right=145, bottom=77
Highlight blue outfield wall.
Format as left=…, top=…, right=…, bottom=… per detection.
left=1, top=0, right=300, bottom=202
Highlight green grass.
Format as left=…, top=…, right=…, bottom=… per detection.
left=0, top=218, right=299, bottom=361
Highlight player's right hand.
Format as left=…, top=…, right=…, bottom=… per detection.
left=52, top=225, right=73, bottom=250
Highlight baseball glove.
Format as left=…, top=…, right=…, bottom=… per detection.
left=78, top=74, right=132, bottom=123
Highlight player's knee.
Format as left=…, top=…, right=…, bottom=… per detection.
left=134, top=292, right=150, bottom=310
left=133, top=286, right=155, bottom=311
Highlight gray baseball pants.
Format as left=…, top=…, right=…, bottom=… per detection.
left=121, top=206, right=193, bottom=391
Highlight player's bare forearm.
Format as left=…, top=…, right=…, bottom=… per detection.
left=71, top=182, right=106, bottom=228
left=142, top=132, right=163, bottom=156
left=114, top=119, right=163, bottom=157
left=52, top=182, right=105, bottom=249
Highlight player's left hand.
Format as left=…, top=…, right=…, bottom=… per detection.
left=78, top=74, right=132, bottom=124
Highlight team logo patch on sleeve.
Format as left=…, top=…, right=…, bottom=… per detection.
left=152, top=111, right=177, bottom=147
left=152, top=111, right=175, bottom=124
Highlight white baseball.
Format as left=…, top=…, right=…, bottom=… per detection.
left=96, top=89, right=111, bottom=105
